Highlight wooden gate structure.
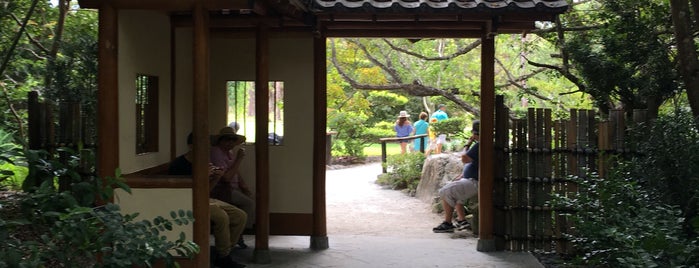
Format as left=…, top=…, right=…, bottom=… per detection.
left=26, top=91, right=96, bottom=191
left=492, top=95, right=644, bottom=253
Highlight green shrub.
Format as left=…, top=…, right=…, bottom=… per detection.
left=376, top=152, right=425, bottom=194
left=0, top=148, right=199, bottom=267
left=557, top=169, right=696, bottom=267
left=627, top=110, right=699, bottom=235
left=431, top=118, right=468, bottom=142
left=0, top=129, right=24, bottom=190
left=0, top=188, right=199, bottom=267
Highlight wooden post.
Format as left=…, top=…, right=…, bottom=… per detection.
left=97, top=2, right=118, bottom=181
left=191, top=5, right=210, bottom=268
left=543, top=109, right=553, bottom=252
left=381, top=141, right=387, bottom=173
left=253, top=23, right=272, bottom=263
left=493, top=95, right=507, bottom=250
left=477, top=34, right=495, bottom=252
left=28, top=91, right=41, bottom=150
left=311, top=26, right=329, bottom=250
left=170, top=22, right=177, bottom=160
left=526, top=108, right=535, bottom=251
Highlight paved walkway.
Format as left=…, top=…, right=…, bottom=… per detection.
left=238, top=163, right=543, bottom=268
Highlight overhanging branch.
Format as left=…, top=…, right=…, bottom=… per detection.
left=382, top=39, right=481, bottom=61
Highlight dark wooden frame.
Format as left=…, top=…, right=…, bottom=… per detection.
left=87, top=0, right=566, bottom=265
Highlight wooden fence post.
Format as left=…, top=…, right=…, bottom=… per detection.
left=493, top=95, right=507, bottom=250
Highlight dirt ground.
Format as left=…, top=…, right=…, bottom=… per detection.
left=326, top=162, right=448, bottom=238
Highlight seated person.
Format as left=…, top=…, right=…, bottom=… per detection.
left=169, top=133, right=247, bottom=268
left=433, top=121, right=480, bottom=233
left=210, top=127, right=255, bottom=231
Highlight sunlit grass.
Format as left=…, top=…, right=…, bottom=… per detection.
left=364, top=143, right=402, bottom=156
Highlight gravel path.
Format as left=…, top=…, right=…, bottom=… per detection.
left=326, top=162, right=444, bottom=238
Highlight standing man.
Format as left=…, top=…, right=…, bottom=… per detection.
left=431, top=104, right=449, bottom=153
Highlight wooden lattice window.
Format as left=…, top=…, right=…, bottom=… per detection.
left=226, top=81, right=284, bottom=145
left=136, top=74, right=159, bottom=154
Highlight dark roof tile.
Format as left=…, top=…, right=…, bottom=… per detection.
left=311, top=0, right=568, bottom=13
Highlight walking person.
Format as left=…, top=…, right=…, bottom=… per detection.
left=394, top=111, right=414, bottom=154
left=430, top=104, right=449, bottom=154
left=412, top=112, right=429, bottom=152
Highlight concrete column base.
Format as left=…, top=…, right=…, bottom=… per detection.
left=252, top=249, right=271, bottom=264
left=477, top=239, right=496, bottom=252
left=310, top=235, right=329, bottom=250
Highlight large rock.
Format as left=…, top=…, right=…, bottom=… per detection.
left=415, top=153, right=463, bottom=204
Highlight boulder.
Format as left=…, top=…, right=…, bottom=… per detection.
left=415, top=153, right=463, bottom=204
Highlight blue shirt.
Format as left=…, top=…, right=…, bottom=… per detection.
left=412, top=119, right=429, bottom=150
left=431, top=110, right=448, bottom=121
left=394, top=123, right=414, bottom=138
left=462, top=142, right=479, bottom=180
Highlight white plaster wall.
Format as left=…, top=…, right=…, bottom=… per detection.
left=114, top=188, right=193, bottom=248
left=209, top=33, right=315, bottom=214
left=118, top=10, right=171, bottom=173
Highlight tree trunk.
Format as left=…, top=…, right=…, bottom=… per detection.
left=670, top=0, right=699, bottom=121
left=44, top=0, right=71, bottom=90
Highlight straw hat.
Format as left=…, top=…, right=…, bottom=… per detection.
left=216, top=127, right=245, bottom=143
left=397, top=111, right=410, bottom=118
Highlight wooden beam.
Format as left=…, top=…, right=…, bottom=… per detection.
left=325, top=21, right=483, bottom=31
left=326, top=29, right=484, bottom=38
left=97, top=3, right=119, bottom=181
left=253, top=23, right=272, bottom=264
left=191, top=4, right=210, bottom=267
left=477, top=35, right=496, bottom=252
left=79, top=0, right=250, bottom=11
left=172, top=15, right=309, bottom=29
left=311, top=25, right=329, bottom=250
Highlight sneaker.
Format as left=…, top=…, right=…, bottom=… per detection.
left=455, top=220, right=470, bottom=230
left=432, top=221, right=455, bottom=233
left=214, top=254, right=246, bottom=268
left=236, top=236, right=248, bottom=249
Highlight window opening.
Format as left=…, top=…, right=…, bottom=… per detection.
left=226, top=81, right=284, bottom=145
left=135, top=74, right=159, bottom=154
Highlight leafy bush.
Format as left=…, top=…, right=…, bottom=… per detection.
left=0, top=129, right=25, bottom=190
left=376, top=152, right=425, bottom=194
left=557, top=169, right=696, bottom=267
left=0, top=187, right=199, bottom=267
left=431, top=117, right=467, bottom=139
left=329, top=110, right=370, bottom=157
left=627, top=110, right=699, bottom=235
left=0, top=148, right=199, bottom=267
left=363, top=121, right=395, bottom=142
left=556, top=111, right=699, bottom=267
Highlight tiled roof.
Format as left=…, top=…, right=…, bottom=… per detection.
left=310, top=0, right=568, bottom=14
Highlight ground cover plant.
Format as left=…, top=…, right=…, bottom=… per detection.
left=0, top=148, right=199, bottom=267
left=376, top=152, right=426, bottom=195
left=554, top=111, right=699, bottom=267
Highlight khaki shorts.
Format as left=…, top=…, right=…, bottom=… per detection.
left=437, top=134, right=447, bottom=144
left=438, top=178, right=478, bottom=207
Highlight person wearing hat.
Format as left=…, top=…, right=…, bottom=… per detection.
left=168, top=133, right=248, bottom=268
left=430, top=104, right=449, bottom=154
left=211, top=127, right=256, bottom=241
left=432, top=120, right=480, bottom=233
left=394, top=111, right=414, bottom=154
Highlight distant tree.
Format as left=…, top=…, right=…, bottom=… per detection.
left=670, top=0, right=699, bottom=122
left=530, top=0, right=678, bottom=118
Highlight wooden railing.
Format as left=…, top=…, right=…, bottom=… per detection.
left=378, top=134, right=428, bottom=173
